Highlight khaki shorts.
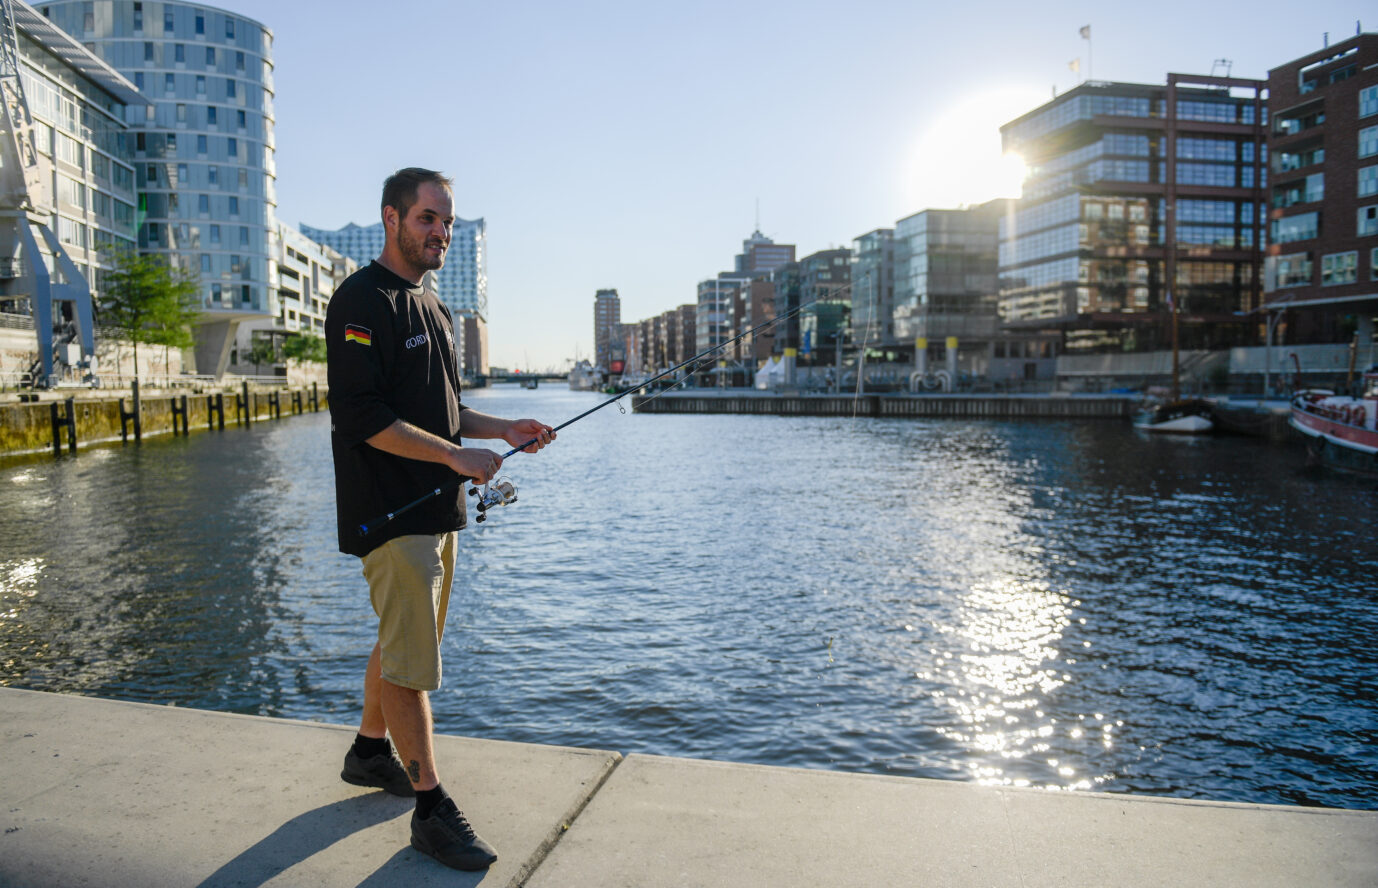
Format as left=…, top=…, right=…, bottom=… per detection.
left=361, top=532, right=457, bottom=691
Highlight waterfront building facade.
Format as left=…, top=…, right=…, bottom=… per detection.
left=0, top=4, right=144, bottom=383
left=224, top=222, right=354, bottom=375
left=696, top=274, right=747, bottom=357
left=43, top=0, right=279, bottom=377
left=892, top=202, right=1009, bottom=374
left=301, top=216, right=488, bottom=375
left=850, top=228, right=895, bottom=351
left=998, top=76, right=1267, bottom=354
left=1263, top=33, right=1378, bottom=355
left=795, top=248, right=851, bottom=368
left=593, top=287, right=620, bottom=370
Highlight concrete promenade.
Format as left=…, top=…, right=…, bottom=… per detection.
left=1, top=688, right=1374, bottom=887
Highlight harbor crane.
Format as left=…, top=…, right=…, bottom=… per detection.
left=0, top=0, right=97, bottom=388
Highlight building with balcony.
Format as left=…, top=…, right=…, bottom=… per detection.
left=794, top=248, right=851, bottom=368
left=224, top=222, right=354, bottom=375
left=42, top=0, right=279, bottom=378
left=301, top=215, right=488, bottom=375
left=998, top=75, right=1267, bottom=354
left=1263, top=32, right=1378, bottom=356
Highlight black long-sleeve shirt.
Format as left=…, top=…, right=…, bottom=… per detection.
left=325, top=261, right=466, bottom=556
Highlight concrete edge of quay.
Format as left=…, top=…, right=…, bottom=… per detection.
left=2, top=687, right=1374, bottom=887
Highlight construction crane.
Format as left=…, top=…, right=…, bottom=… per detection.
left=0, top=0, right=97, bottom=388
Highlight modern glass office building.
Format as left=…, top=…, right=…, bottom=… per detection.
left=998, top=77, right=1267, bottom=353
left=300, top=217, right=488, bottom=374
left=41, top=0, right=278, bottom=376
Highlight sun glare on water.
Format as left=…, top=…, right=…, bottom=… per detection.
left=907, top=88, right=1045, bottom=210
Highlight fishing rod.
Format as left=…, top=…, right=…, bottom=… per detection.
left=357, top=282, right=854, bottom=537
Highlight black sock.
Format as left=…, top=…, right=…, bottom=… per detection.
left=353, top=732, right=390, bottom=760
left=416, top=784, right=449, bottom=820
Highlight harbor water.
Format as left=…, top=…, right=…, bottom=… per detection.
left=1, top=385, right=1374, bottom=810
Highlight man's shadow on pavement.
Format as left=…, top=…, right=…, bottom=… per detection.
left=195, top=793, right=485, bottom=888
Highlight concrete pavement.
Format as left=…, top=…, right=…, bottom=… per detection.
left=1, top=687, right=1374, bottom=887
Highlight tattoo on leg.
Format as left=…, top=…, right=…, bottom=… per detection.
left=408, top=760, right=420, bottom=783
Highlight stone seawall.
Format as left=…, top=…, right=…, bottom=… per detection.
left=0, top=384, right=327, bottom=457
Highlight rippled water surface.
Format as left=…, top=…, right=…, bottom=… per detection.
left=2, top=386, right=1375, bottom=809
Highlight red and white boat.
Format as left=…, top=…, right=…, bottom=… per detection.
left=1289, top=369, right=1378, bottom=475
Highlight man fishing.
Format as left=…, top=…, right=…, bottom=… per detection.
left=325, top=167, right=554, bottom=872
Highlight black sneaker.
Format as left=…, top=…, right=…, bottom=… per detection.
left=341, top=748, right=416, bottom=797
left=410, top=798, right=498, bottom=871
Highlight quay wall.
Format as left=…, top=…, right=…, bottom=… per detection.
left=633, top=392, right=1136, bottom=420
left=0, top=384, right=327, bottom=457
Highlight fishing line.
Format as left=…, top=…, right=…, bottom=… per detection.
left=357, top=281, right=858, bottom=538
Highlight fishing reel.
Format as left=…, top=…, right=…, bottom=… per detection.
left=469, top=476, right=517, bottom=523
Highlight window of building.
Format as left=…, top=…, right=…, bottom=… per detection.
left=164, top=72, right=174, bottom=93
left=176, top=103, right=186, bottom=122
left=143, top=42, right=153, bottom=61
left=201, top=254, right=211, bottom=273
left=1359, top=166, right=1378, bottom=199
left=210, top=225, right=221, bottom=245
left=208, top=165, right=218, bottom=185
left=1362, top=86, right=1378, bottom=119
left=1362, top=126, right=1378, bottom=160
left=132, top=2, right=142, bottom=30
left=146, top=163, right=157, bottom=183
left=133, top=72, right=143, bottom=90
left=1321, top=251, right=1357, bottom=285
left=227, top=137, right=237, bottom=157
left=82, top=4, right=93, bottom=31
left=1360, top=205, right=1378, bottom=237
left=196, top=134, right=207, bottom=154
left=236, top=51, right=245, bottom=72
left=166, top=133, right=176, bottom=151
left=226, top=18, right=235, bottom=39
left=1271, top=212, right=1318, bottom=243
left=237, top=110, right=246, bottom=130
left=226, top=79, right=236, bottom=99
left=196, top=75, right=206, bottom=95
left=1330, top=65, right=1356, bottom=84
left=238, top=169, right=247, bottom=187
left=207, top=106, right=217, bottom=126
left=198, top=194, right=208, bottom=214
left=229, top=196, right=239, bottom=216
left=195, top=13, right=204, bottom=35
left=206, top=47, right=215, bottom=66
left=174, top=44, right=184, bottom=63
left=164, top=8, right=174, bottom=32
left=239, top=226, right=249, bottom=246
left=177, top=162, right=187, bottom=182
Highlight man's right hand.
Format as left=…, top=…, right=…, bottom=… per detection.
left=449, top=446, right=502, bottom=485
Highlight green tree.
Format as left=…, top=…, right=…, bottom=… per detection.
left=100, top=250, right=200, bottom=383
left=281, top=333, right=326, bottom=364
left=246, top=337, right=278, bottom=375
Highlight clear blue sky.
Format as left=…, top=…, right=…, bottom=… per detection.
left=224, top=0, right=1367, bottom=370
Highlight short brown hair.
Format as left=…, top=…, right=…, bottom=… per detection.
left=381, top=167, right=453, bottom=221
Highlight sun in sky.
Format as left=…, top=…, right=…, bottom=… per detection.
left=907, top=87, right=1048, bottom=210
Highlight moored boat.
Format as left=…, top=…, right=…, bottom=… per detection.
left=1133, top=398, right=1214, bottom=434
left=568, top=360, right=602, bottom=391
left=1289, top=369, right=1378, bottom=475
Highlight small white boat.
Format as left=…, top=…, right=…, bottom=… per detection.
left=568, top=360, right=601, bottom=391
left=1133, top=398, right=1214, bottom=434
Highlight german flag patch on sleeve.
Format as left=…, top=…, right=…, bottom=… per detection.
left=344, top=324, right=372, bottom=346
